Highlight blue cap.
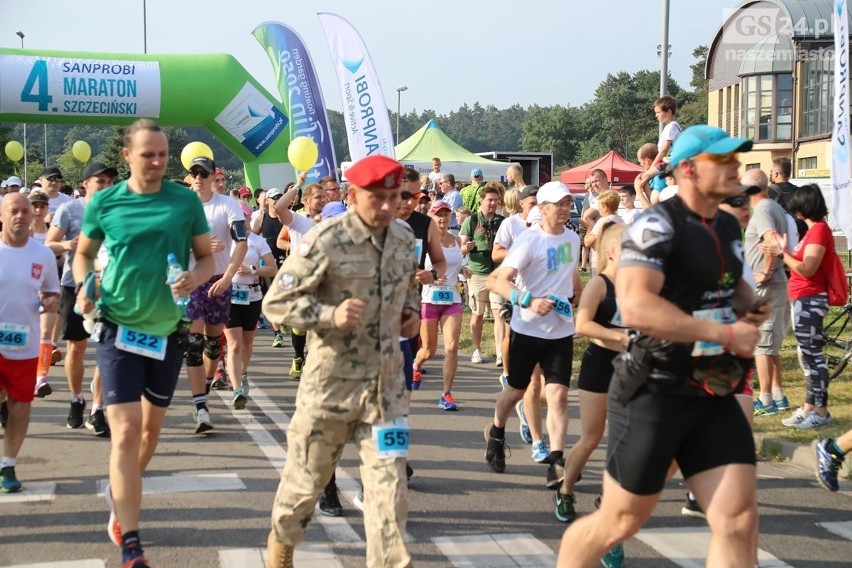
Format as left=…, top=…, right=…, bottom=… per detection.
left=321, top=201, right=347, bottom=219
left=669, top=125, right=753, bottom=167
left=471, top=168, right=483, bottom=178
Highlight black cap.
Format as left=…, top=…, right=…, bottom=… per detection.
left=41, top=166, right=63, bottom=180
left=190, top=156, right=215, bottom=173
left=519, top=185, right=539, bottom=200
left=28, top=190, right=49, bottom=204
left=81, top=161, right=118, bottom=180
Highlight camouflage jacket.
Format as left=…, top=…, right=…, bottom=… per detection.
left=262, top=210, right=419, bottom=423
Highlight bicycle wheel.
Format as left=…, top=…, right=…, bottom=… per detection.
left=823, top=306, right=852, bottom=380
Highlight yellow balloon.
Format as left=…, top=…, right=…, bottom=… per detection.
left=287, top=136, right=319, bottom=171
left=4, top=141, right=24, bottom=162
left=181, top=142, right=214, bottom=170
left=72, top=140, right=91, bottom=163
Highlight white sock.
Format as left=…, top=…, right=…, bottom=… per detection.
left=760, top=392, right=772, bottom=406
left=772, top=388, right=784, bottom=401
left=1, top=456, right=16, bottom=469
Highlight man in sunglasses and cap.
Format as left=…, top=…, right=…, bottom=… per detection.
left=557, top=125, right=770, bottom=568
left=39, top=167, right=72, bottom=217
left=262, top=154, right=419, bottom=568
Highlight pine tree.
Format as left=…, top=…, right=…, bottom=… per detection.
left=94, top=127, right=129, bottom=181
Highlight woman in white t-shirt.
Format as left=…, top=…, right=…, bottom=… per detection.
left=412, top=201, right=465, bottom=411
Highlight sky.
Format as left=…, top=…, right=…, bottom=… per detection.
left=0, top=0, right=738, bottom=116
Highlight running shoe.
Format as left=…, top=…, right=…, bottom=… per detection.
left=193, top=407, right=214, bottom=434
left=272, top=332, right=285, bottom=348
left=516, top=399, right=532, bottom=444
left=51, top=347, right=62, bottom=365
left=814, top=438, right=845, bottom=492
left=104, top=484, right=122, bottom=546
left=752, top=399, right=777, bottom=417
left=67, top=398, right=86, bottom=429
left=352, top=490, right=365, bottom=513
left=554, top=491, right=577, bottom=523
left=412, top=368, right=422, bottom=391
left=495, top=354, right=503, bottom=367
left=470, top=349, right=483, bottom=364
left=774, top=395, right=790, bottom=411
left=34, top=378, right=52, bottom=398
left=600, top=543, right=625, bottom=568
left=289, top=357, right=303, bottom=380
left=257, top=316, right=268, bottom=330
left=121, top=555, right=150, bottom=568
left=531, top=440, right=550, bottom=464
left=406, top=462, right=414, bottom=481
left=795, top=411, right=832, bottom=430
left=681, top=493, right=706, bottom=519
left=211, top=368, right=228, bottom=390
left=439, top=391, right=458, bottom=411
left=546, top=460, right=565, bottom=489
left=0, top=400, right=7, bottom=428
left=86, top=409, right=111, bottom=438
left=484, top=424, right=509, bottom=473
left=782, top=406, right=808, bottom=426
left=498, top=374, right=509, bottom=390
left=233, top=385, right=248, bottom=410
left=0, top=465, right=22, bottom=493
left=318, top=481, right=343, bottom=517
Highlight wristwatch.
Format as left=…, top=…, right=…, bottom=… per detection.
left=430, top=269, right=439, bottom=280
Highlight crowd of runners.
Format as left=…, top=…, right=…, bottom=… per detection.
left=0, top=107, right=851, bottom=568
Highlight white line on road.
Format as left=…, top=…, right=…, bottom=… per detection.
left=1, top=561, right=105, bottom=568
left=818, top=521, right=852, bottom=541
left=432, top=533, right=555, bottom=567
left=94, top=473, right=246, bottom=497
left=219, top=544, right=344, bottom=568
left=635, top=527, right=794, bottom=567
left=0, top=482, right=55, bottom=504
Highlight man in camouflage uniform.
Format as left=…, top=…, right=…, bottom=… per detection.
left=261, top=155, right=420, bottom=568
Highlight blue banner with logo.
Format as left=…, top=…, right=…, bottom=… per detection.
left=253, top=21, right=338, bottom=183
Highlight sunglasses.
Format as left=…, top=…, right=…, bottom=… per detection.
left=47, top=177, right=63, bottom=182
left=188, top=169, right=210, bottom=179
left=723, top=195, right=749, bottom=208
left=692, top=152, right=739, bottom=165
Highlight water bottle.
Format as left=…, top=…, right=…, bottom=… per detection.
left=166, top=253, right=189, bottom=308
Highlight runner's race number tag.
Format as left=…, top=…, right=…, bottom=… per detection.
left=372, top=417, right=409, bottom=458
left=431, top=285, right=454, bottom=305
left=547, top=295, right=574, bottom=323
left=691, top=307, right=735, bottom=357
left=0, top=323, right=29, bottom=350
left=115, top=325, right=167, bottom=361
left=414, top=239, right=423, bottom=262
left=231, top=284, right=251, bottom=305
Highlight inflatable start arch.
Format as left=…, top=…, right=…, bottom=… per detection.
left=0, top=48, right=294, bottom=188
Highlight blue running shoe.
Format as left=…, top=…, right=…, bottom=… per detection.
left=774, top=395, right=790, bottom=411
left=531, top=440, right=550, bottom=463
left=753, top=399, right=777, bottom=417
left=600, top=543, right=625, bottom=568
left=516, top=399, right=532, bottom=444
left=814, top=438, right=845, bottom=492
left=0, top=466, right=22, bottom=493
left=498, top=374, right=509, bottom=390
left=439, top=392, right=458, bottom=411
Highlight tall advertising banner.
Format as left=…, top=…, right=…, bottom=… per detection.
left=833, top=0, right=852, bottom=243
left=317, top=12, right=395, bottom=161
left=253, top=21, right=338, bottom=183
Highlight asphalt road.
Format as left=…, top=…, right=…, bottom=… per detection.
left=1, top=328, right=850, bottom=567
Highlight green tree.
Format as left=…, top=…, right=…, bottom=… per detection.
left=521, top=104, right=585, bottom=169
left=678, top=46, right=710, bottom=127
left=94, top=127, right=130, bottom=181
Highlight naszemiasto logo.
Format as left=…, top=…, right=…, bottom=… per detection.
left=341, top=56, right=383, bottom=156
left=833, top=0, right=850, bottom=181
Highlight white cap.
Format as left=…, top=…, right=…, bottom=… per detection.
left=6, top=176, right=22, bottom=186
left=527, top=205, right=543, bottom=224
left=536, top=181, right=571, bottom=205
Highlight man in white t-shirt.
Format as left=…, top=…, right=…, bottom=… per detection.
left=185, top=157, right=248, bottom=434
left=486, top=181, right=582, bottom=489
left=0, top=193, right=60, bottom=493
left=39, top=167, right=72, bottom=218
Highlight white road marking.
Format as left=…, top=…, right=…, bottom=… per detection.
left=219, top=544, right=343, bottom=568
left=818, top=520, right=852, bottom=541
left=1, top=561, right=105, bottom=568
left=0, top=482, right=55, bottom=504
left=432, top=533, right=554, bottom=567
left=94, top=473, right=245, bottom=497
left=635, top=527, right=794, bottom=567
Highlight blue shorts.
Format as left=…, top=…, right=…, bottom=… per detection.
left=95, top=321, right=185, bottom=408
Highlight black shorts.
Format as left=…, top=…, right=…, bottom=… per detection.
left=226, top=299, right=263, bottom=331
left=95, top=321, right=185, bottom=408
left=605, top=379, right=756, bottom=495
left=506, top=330, right=573, bottom=390
left=60, top=285, right=89, bottom=341
left=577, top=343, right=618, bottom=394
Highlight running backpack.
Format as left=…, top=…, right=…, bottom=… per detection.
left=826, top=249, right=849, bottom=306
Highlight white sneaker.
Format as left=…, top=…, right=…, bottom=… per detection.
left=495, top=355, right=503, bottom=367
left=471, top=349, right=483, bottom=364
left=794, top=411, right=832, bottom=430
left=193, top=408, right=214, bottom=434
left=782, top=407, right=808, bottom=427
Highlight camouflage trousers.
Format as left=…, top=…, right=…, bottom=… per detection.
left=270, top=406, right=411, bottom=568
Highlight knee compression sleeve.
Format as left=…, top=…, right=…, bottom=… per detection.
left=203, top=334, right=222, bottom=360
left=186, top=333, right=204, bottom=367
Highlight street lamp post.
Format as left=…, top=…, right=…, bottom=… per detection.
left=16, top=31, right=27, bottom=185
left=395, top=85, right=408, bottom=146
left=659, top=0, right=670, bottom=98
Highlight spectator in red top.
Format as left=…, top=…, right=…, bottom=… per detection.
left=762, top=184, right=833, bottom=430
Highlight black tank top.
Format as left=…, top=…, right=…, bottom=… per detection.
left=405, top=211, right=431, bottom=269
left=260, top=213, right=284, bottom=264
left=593, top=274, right=620, bottom=329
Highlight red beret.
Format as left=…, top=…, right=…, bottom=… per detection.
left=346, top=155, right=404, bottom=190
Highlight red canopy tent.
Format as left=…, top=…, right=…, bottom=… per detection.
left=559, top=150, right=644, bottom=189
